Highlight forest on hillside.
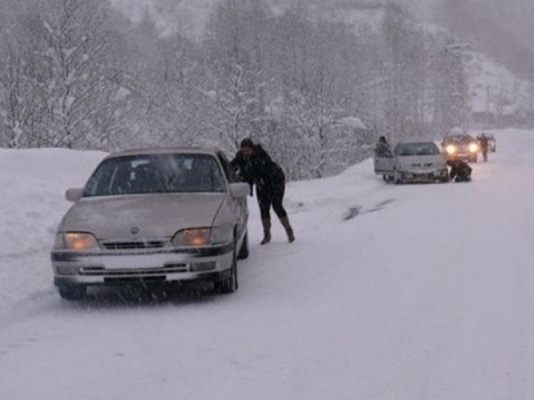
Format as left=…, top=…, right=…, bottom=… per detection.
left=0, top=0, right=470, bottom=179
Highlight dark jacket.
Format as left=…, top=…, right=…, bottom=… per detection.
left=375, top=142, right=393, bottom=158
left=479, top=135, right=489, bottom=152
left=449, top=160, right=472, bottom=181
left=231, top=145, right=285, bottom=190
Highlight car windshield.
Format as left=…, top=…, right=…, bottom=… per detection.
left=444, top=135, right=473, bottom=143
left=395, top=142, right=440, bottom=156
left=83, top=154, right=227, bottom=197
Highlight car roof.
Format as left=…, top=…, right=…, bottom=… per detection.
left=395, top=141, right=437, bottom=146
left=444, top=134, right=474, bottom=140
left=105, top=147, right=223, bottom=159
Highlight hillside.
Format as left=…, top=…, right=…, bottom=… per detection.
left=110, top=0, right=434, bottom=37
left=110, top=0, right=534, bottom=128
left=433, top=0, right=534, bottom=78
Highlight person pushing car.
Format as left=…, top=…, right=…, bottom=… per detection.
left=231, top=139, right=295, bottom=245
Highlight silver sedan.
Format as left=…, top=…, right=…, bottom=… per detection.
left=374, top=141, right=449, bottom=184
left=51, top=148, right=250, bottom=300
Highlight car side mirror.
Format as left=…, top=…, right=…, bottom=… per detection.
left=229, top=182, right=250, bottom=198
left=66, top=188, right=84, bottom=202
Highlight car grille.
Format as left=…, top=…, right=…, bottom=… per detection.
left=101, top=240, right=168, bottom=250
left=79, top=264, right=188, bottom=276
left=104, top=276, right=166, bottom=284
left=411, top=163, right=434, bottom=167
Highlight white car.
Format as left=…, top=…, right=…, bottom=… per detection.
left=51, top=148, right=250, bottom=300
left=374, top=141, right=449, bottom=184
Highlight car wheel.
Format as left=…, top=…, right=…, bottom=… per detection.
left=215, top=240, right=238, bottom=294
left=470, top=154, right=477, bottom=163
left=237, top=231, right=249, bottom=260
left=58, top=285, right=87, bottom=301
left=394, top=170, right=403, bottom=185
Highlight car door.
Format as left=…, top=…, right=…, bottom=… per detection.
left=374, top=147, right=395, bottom=175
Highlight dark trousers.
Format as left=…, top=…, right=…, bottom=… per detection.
left=257, top=183, right=287, bottom=220
left=455, top=175, right=471, bottom=182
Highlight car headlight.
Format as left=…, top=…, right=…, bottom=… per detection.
left=55, top=232, right=99, bottom=251
left=172, top=228, right=211, bottom=247
left=468, top=143, right=478, bottom=153
left=445, top=144, right=456, bottom=155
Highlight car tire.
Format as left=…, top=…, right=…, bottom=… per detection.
left=215, top=240, right=238, bottom=294
left=394, top=170, right=403, bottom=185
left=237, top=231, right=249, bottom=260
left=440, top=169, right=450, bottom=183
left=470, top=154, right=477, bottom=163
left=58, top=285, right=87, bottom=301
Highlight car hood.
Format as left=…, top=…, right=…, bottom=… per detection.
left=59, top=193, right=226, bottom=239
left=396, top=154, right=446, bottom=169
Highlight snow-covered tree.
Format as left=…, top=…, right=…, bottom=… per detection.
left=203, top=0, right=274, bottom=151
left=32, top=0, right=129, bottom=149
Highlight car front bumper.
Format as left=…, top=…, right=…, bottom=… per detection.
left=398, top=168, right=448, bottom=182
left=51, top=242, right=234, bottom=286
left=446, top=152, right=476, bottom=161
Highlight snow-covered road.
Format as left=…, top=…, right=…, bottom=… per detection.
left=1, top=129, right=533, bottom=400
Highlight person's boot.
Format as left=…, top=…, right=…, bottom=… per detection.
left=260, top=219, right=271, bottom=245
left=280, top=216, right=295, bottom=243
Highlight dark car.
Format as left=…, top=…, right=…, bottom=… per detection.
left=441, top=133, right=479, bottom=163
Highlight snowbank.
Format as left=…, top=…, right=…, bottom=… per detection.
left=0, top=149, right=106, bottom=311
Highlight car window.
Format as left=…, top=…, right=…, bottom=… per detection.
left=84, top=154, right=227, bottom=197
left=217, top=152, right=242, bottom=183
left=445, top=135, right=474, bottom=143
left=395, top=143, right=440, bottom=156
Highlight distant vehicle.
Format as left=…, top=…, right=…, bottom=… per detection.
left=374, top=141, right=449, bottom=184
left=441, top=132, right=479, bottom=163
left=51, top=148, right=250, bottom=300
left=476, top=133, right=496, bottom=152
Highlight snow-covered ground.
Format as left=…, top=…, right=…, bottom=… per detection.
left=1, top=129, right=533, bottom=399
